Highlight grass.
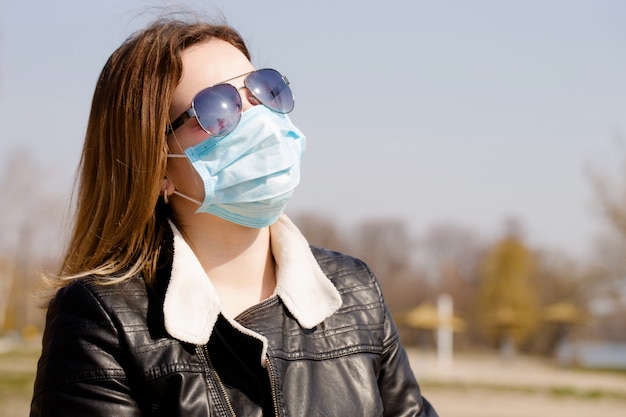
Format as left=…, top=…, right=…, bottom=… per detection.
left=0, top=346, right=39, bottom=415
left=1, top=373, right=35, bottom=395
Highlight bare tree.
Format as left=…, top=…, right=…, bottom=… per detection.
left=585, top=138, right=626, bottom=341
left=348, top=219, right=434, bottom=313
left=290, top=212, right=349, bottom=253
left=0, top=148, right=67, bottom=333
left=350, top=219, right=412, bottom=282
left=417, top=223, right=485, bottom=306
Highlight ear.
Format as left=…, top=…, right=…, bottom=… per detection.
left=162, top=177, right=176, bottom=198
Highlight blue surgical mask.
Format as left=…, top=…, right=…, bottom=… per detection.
left=168, top=105, right=305, bottom=228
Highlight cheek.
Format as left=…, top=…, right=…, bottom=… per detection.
left=169, top=121, right=212, bottom=151
left=165, top=123, right=212, bottom=199
left=166, top=158, right=204, bottom=198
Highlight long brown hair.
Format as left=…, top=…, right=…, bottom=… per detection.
left=49, top=17, right=250, bottom=290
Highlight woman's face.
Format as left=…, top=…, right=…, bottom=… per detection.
left=166, top=39, right=256, bottom=210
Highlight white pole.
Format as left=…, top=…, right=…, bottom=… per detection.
left=437, top=293, right=453, bottom=373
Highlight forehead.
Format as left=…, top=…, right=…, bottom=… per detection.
left=169, top=39, right=254, bottom=118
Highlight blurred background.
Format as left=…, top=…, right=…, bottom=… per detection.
left=1, top=0, right=626, bottom=415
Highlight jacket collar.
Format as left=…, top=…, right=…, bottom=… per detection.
left=163, top=215, right=342, bottom=345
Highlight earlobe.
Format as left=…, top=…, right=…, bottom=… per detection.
left=162, top=178, right=175, bottom=204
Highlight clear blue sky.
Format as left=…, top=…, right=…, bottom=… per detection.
left=1, top=0, right=625, bottom=257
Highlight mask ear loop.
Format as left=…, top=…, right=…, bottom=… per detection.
left=165, top=131, right=205, bottom=206
left=163, top=131, right=181, bottom=206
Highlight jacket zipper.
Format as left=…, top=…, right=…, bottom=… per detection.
left=203, top=345, right=237, bottom=417
left=237, top=298, right=282, bottom=416
left=265, top=356, right=280, bottom=417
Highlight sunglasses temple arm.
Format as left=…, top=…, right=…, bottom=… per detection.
left=166, top=109, right=194, bottom=135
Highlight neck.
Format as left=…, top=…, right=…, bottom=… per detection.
left=172, top=211, right=276, bottom=316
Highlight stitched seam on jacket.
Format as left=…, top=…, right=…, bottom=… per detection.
left=269, top=343, right=384, bottom=360
left=256, top=319, right=381, bottom=338
left=32, top=370, right=128, bottom=399
left=129, top=339, right=181, bottom=353
left=381, top=331, right=401, bottom=354
left=143, top=364, right=205, bottom=381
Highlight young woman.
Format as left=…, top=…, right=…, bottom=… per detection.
left=30, top=16, right=438, bottom=417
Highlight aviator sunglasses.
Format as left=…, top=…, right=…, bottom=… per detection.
left=167, top=68, right=294, bottom=137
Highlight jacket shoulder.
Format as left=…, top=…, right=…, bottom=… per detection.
left=309, top=246, right=389, bottom=350
left=33, top=278, right=135, bottom=398
left=51, top=275, right=154, bottom=335
left=310, top=245, right=384, bottom=303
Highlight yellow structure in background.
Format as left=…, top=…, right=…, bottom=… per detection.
left=397, top=295, right=465, bottom=373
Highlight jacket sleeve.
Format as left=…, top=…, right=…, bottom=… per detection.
left=30, top=280, right=142, bottom=417
left=378, top=301, right=439, bottom=417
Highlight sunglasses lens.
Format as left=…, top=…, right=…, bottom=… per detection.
left=245, top=69, right=294, bottom=114
left=193, top=84, right=242, bottom=136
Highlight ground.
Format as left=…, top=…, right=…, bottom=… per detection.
left=410, top=349, right=626, bottom=417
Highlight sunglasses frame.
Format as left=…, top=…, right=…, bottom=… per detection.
left=166, top=68, right=294, bottom=136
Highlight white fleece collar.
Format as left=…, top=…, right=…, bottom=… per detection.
left=163, top=215, right=342, bottom=345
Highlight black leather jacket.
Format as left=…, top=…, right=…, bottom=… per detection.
left=31, top=218, right=437, bottom=416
